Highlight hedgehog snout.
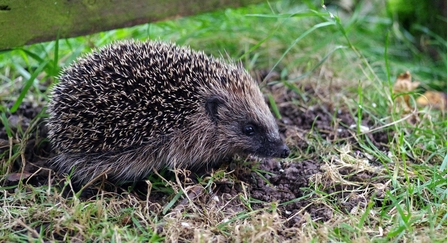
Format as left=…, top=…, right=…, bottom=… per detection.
left=252, top=138, right=290, bottom=159
left=267, top=141, right=290, bottom=158
left=267, top=135, right=290, bottom=158
left=279, top=143, right=290, bottom=158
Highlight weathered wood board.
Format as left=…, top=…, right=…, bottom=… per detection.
left=0, top=0, right=264, bottom=50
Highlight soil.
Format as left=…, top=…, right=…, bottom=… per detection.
left=0, top=82, right=392, bottom=228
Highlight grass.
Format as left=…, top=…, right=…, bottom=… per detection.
left=1, top=0, right=447, bottom=242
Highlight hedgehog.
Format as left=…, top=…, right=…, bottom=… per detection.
left=47, top=40, right=290, bottom=185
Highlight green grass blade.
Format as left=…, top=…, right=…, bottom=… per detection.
left=162, top=190, right=183, bottom=215
left=440, top=153, right=447, bottom=172
left=10, top=60, right=49, bottom=113
left=268, top=93, right=281, bottom=119
left=269, top=21, right=335, bottom=74
left=0, top=112, right=12, bottom=137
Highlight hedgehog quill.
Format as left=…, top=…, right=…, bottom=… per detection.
left=47, top=40, right=290, bottom=185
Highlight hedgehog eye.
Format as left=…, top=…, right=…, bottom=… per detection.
left=243, top=124, right=256, bottom=136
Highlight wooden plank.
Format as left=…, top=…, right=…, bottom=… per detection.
left=0, top=0, right=264, bottom=50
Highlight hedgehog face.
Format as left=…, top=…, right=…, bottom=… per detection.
left=205, top=93, right=290, bottom=159
left=234, top=120, right=290, bottom=158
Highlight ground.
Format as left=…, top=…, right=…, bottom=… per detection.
left=0, top=76, right=392, bottom=240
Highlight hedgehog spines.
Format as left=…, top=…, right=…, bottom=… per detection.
left=48, top=40, right=290, bottom=185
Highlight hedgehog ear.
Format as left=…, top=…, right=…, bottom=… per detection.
left=205, top=96, right=223, bottom=123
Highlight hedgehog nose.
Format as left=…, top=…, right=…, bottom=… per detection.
left=280, top=144, right=290, bottom=158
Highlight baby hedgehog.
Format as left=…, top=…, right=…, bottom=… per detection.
left=48, top=40, right=290, bottom=185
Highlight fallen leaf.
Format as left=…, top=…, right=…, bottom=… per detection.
left=393, top=71, right=420, bottom=112
left=120, top=215, right=132, bottom=225
left=416, top=91, right=447, bottom=110
left=7, top=172, right=32, bottom=182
